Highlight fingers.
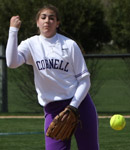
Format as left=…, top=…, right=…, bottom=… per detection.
left=61, top=111, right=69, bottom=121
left=10, top=15, right=21, bottom=29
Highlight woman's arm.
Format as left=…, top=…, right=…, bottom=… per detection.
left=6, top=16, right=25, bottom=68
left=70, top=75, right=91, bottom=108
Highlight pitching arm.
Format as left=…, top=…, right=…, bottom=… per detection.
left=6, top=16, right=25, bottom=68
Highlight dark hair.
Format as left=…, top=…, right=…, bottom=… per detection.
left=36, top=4, right=60, bottom=22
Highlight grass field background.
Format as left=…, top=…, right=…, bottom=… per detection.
left=0, top=118, right=130, bottom=150
left=90, top=58, right=130, bottom=114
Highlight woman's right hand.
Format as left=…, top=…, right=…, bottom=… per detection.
left=10, top=16, right=21, bottom=29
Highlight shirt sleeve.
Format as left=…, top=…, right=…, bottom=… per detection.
left=71, top=41, right=90, bottom=80
left=69, top=41, right=91, bottom=108
left=70, top=75, right=91, bottom=108
left=6, top=27, right=25, bottom=68
left=6, top=27, right=33, bottom=68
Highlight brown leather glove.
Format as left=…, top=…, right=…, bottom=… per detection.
left=46, top=105, right=80, bottom=141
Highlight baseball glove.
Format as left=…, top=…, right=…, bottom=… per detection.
left=46, top=105, right=80, bottom=141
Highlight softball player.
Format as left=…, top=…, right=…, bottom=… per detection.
left=6, top=4, right=99, bottom=150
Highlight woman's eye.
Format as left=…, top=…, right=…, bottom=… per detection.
left=49, top=17, right=54, bottom=20
left=41, top=16, right=46, bottom=19
left=40, top=15, right=55, bottom=20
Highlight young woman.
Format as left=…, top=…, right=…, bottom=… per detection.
left=6, top=4, right=99, bottom=150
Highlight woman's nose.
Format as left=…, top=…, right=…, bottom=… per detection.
left=45, top=16, right=49, bottom=22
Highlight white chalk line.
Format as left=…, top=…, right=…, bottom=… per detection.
left=0, top=116, right=44, bottom=119
left=0, top=115, right=130, bottom=119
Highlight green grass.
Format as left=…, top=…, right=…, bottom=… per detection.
left=0, top=118, right=130, bottom=150
left=0, top=119, right=45, bottom=150
left=87, top=58, right=130, bottom=114
left=99, top=118, right=130, bottom=150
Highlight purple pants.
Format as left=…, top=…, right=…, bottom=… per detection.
left=44, top=94, right=99, bottom=150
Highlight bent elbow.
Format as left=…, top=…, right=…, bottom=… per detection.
left=6, top=61, right=18, bottom=69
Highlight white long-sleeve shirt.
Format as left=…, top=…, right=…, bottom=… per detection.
left=6, top=27, right=91, bottom=108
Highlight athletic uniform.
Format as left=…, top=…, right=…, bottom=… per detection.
left=6, top=27, right=99, bottom=150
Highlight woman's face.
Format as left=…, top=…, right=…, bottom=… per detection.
left=37, top=9, right=60, bottom=38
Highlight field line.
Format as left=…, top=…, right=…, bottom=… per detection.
left=0, top=131, right=44, bottom=136
left=99, top=115, right=130, bottom=118
left=0, top=115, right=130, bottom=119
left=0, top=116, right=44, bottom=119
